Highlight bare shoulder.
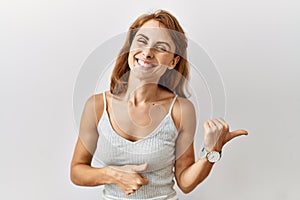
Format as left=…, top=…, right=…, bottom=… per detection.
left=174, top=97, right=195, bottom=112
left=85, top=92, right=105, bottom=123
left=172, top=96, right=196, bottom=131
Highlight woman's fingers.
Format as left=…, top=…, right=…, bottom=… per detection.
left=208, top=119, right=217, bottom=128
left=203, top=121, right=210, bottom=129
left=212, top=119, right=223, bottom=130
left=131, top=163, right=149, bottom=186
left=126, top=188, right=135, bottom=195
left=206, top=118, right=227, bottom=132
left=112, top=163, right=149, bottom=195
left=215, top=118, right=229, bottom=132
left=131, top=163, right=148, bottom=172
left=204, top=118, right=248, bottom=150
left=139, top=174, right=149, bottom=185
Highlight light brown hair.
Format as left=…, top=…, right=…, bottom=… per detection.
left=110, top=10, right=189, bottom=97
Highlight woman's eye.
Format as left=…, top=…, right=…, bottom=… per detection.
left=137, top=39, right=147, bottom=44
left=156, top=46, right=167, bottom=52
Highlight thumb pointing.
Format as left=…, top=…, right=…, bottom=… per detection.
left=230, top=129, right=248, bottom=139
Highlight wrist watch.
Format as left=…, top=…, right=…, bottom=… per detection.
left=201, top=147, right=222, bottom=163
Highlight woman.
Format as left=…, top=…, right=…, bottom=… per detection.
left=70, top=10, right=248, bottom=200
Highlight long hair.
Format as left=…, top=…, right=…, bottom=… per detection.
left=110, top=10, right=189, bottom=97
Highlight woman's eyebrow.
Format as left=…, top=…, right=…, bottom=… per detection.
left=136, top=33, right=149, bottom=40
left=136, top=33, right=172, bottom=49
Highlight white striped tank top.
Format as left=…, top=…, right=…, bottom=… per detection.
left=93, top=92, right=179, bottom=200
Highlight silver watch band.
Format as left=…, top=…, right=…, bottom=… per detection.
left=201, top=147, right=222, bottom=163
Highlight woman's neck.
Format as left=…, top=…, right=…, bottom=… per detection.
left=125, top=74, right=161, bottom=106
left=126, top=84, right=161, bottom=106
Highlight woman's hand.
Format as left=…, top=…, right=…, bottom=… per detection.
left=203, top=118, right=248, bottom=152
left=107, top=163, right=149, bottom=195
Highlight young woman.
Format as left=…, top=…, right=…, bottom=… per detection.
left=70, top=10, right=248, bottom=200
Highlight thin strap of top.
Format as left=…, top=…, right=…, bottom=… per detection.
left=168, top=94, right=178, bottom=114
left=103, top=91, right=177, bottom=114
left=103, top=91, right=107, bottom=111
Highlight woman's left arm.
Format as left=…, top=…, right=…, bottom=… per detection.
left=174, top=98, right=248, bottom=193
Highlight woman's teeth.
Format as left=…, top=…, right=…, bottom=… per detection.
left=137, top=59, right=155, bottom=68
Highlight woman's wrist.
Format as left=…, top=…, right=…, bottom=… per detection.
left=198, top=156, right=215, bottom=166
left=98, top=166, right=117, bottom=185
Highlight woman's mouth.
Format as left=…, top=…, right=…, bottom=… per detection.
left=135, top=58, right=157, bottom=70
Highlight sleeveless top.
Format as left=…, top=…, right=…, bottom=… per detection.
left=94, top=92, right=179, bottom=200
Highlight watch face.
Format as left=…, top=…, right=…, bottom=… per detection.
left=207, top=151, right=221, bottom=163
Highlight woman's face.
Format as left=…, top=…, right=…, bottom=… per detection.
left=128, top=20, right=180, bottom=80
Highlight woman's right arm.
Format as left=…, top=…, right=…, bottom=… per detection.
left=70, top=138, right=113, bottom=186
left=70, top=94, right=111, bottom=186
left=70, top=94, right=148, bottom=194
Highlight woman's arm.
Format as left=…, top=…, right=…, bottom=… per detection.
left=70, top=94, right=111, bottom=186
left=70, top=138, right=113, bottom=186
left=175, top=143, right=214, bottom=194
left=70, top=94, right=148, bottom=194
left=174, top=98, right=209, bottom=193
left=174, top=98, right=248, bottom=193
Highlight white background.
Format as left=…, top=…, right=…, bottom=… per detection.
left=1, top=0, right=299, bottom=199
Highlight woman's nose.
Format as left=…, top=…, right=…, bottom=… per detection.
left=142, top=47, right=154, bottom=59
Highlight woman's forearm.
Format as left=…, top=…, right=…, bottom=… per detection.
left=70, top=164, right=113, bottom=186
left=178, top=158, right=214, bottom=193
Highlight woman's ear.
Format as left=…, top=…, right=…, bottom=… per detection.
left=169, top=55, right=180, bottom=69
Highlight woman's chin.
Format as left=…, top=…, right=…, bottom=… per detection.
left=135, top=65, right=157, bottom=72
left=131, top=66, right=161, bottom=81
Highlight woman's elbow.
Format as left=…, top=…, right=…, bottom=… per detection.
left=178, top=185, right=194, bottom=194
left=70, top=171, right=78, bottom=185
left=70, top=174, right=79, bottom=186
left=176, top=174, right=196, bottom=194
left=70, top=165, right=82, bottom=186
left=176, top=178, right=195, bottom=193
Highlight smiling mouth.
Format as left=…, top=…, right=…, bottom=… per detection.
left=135, top=58, right=157, bottom=70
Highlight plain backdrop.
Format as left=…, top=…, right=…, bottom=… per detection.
left=0, top=0, right=299, bottom=200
